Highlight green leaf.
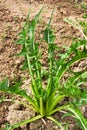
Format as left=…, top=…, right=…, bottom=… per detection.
left=4, top=115, right=43, bottom=130
left=44, top=28, right=55, bottom=44
left=67, top=71, right=87, bottom=86
left=0, top=79, right=38, bottom=110
left=47, top=116, right=64, bottom=130
left=44, top=8, right=56, bottom=99
left=48, top=95, right=66, bottom=112
left=3, top=124, right=12, bottom=130
left=0, top=78, right=9, bottom=92
left=55, top=49, right=87, bottom=86
left=61, top=84, right=87, bottom=100
left=83, top=14, right=87, bottom=18
left=67, top=105, right=87, bottom=130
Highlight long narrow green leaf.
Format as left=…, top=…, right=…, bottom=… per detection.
left=4, top=115, right=43, bottom=130
left=48, top=95, right=66, bottom=113
left=27, top=6, right=43, bottom=95
left=48, top=105, right=70, bottom=115
left=40, top=97, right=45, bottom=116
left=67, top=71, right=87, bottom=86
left=55, top=50, right=87, bottom=86
left=0, top=78, right=39, bottom=111
left=3, top=124, right=12, bottom=130
left=47, top=116, right=64, bottom=130
left=67, top=105, right=87, bottom=130
left=44, top=7, right=56, bottom=99
left=61, top=85, right=87, bottom=101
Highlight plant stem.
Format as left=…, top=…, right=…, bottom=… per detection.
left=48, top=105, right=70, bottom=115
left=40, top=97, right=45, bottom=116
left=11, top=115, right=43, bottom=130
left=47, top=116, right=64, bottom=130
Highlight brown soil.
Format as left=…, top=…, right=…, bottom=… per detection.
left=0, top=0, right=87, bottom=130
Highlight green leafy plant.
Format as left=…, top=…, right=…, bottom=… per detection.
left=64, top=16, right=87, bottom=40
left=0, top=7, right=87, bottom=130
left=79, top=21, right=87, bottom=36
left=81, top=3, right=87, bottom=10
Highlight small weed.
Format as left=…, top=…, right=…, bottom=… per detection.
left=6, top=24, right=12, bottom=31
left=0, top=7, right=87, bottom=130
left=1, top=33, right=7, bottom=42
left=81, top=3, right=87, bottom=10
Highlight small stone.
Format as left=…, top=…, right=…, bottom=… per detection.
left=15, top=59, right=21, bottom=64
left=73, top=67, right=80, bottom=72
left=30, top=119, right=42, bottom=130
left=81, top=106, right=85, bottom=113
left=8, top=103, right=21, bottom=110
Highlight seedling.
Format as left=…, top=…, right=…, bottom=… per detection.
left=81, top=3, right=87, bottom=10
left=1, top=33, right=7, bottom=42
left=0, top=7, right=87, bottom=130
